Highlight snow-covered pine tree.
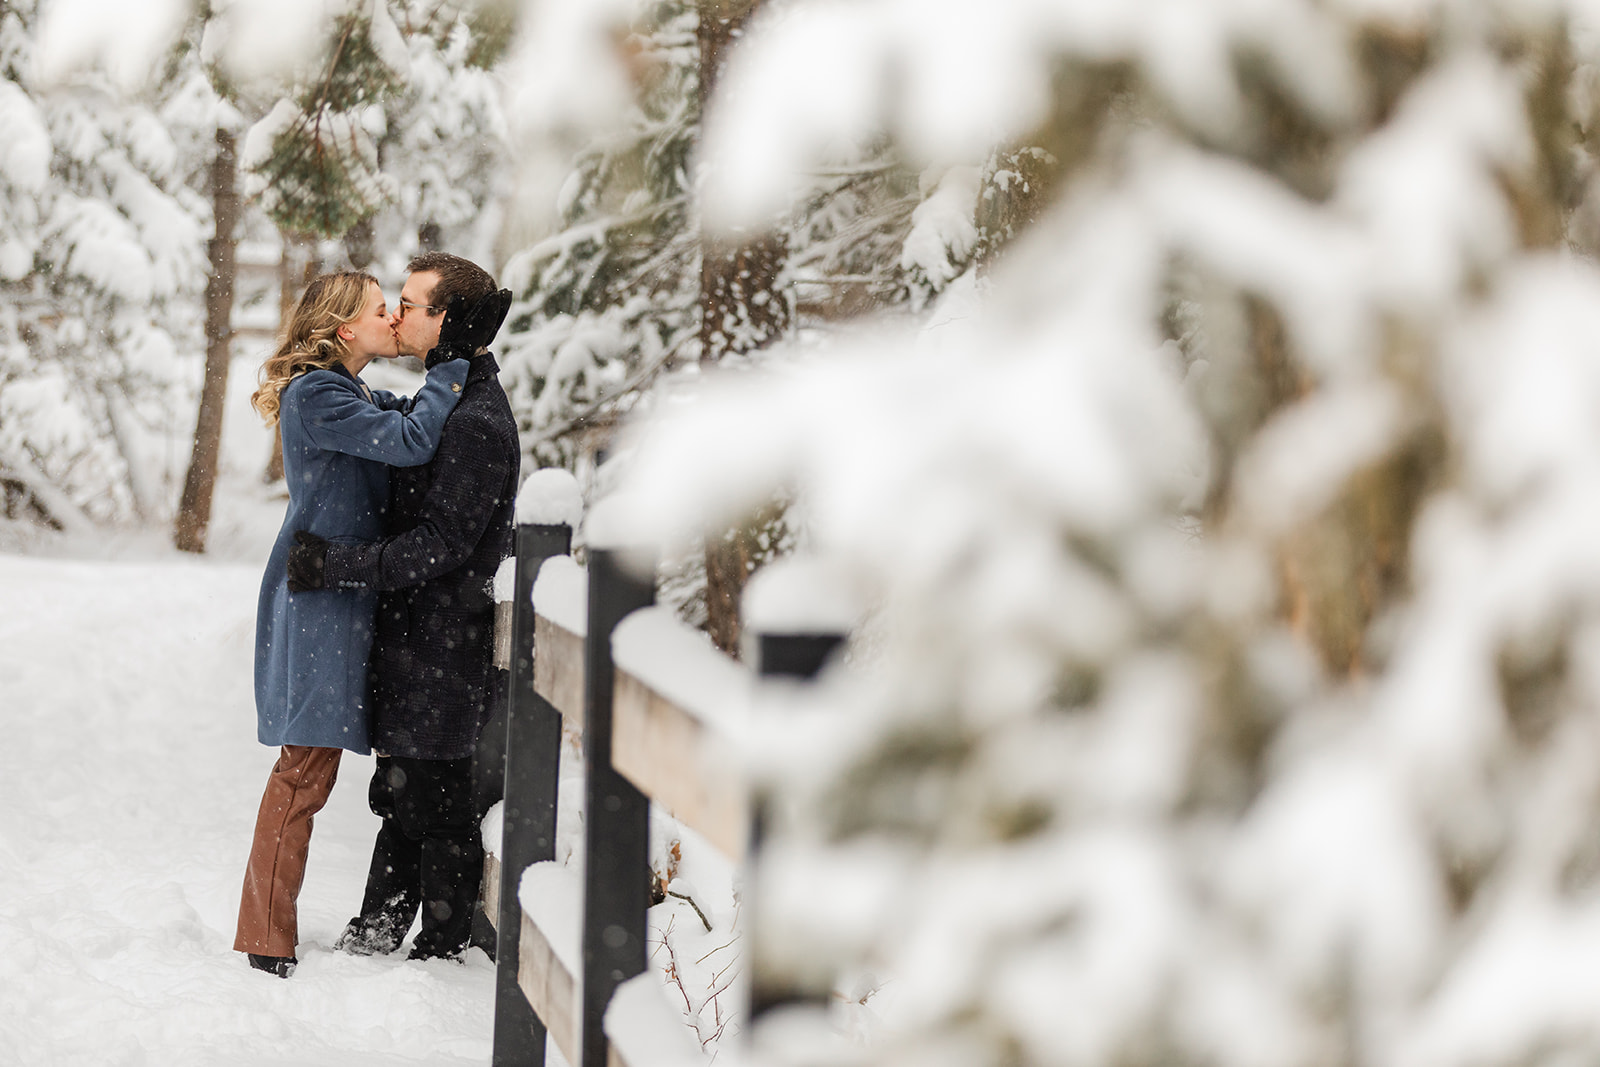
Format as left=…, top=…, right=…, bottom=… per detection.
left=498, top=0, right=791, bottom=647
left=497, top=0, right=701, bottom=476
left=783, top=154, right=918, bottom=321
left=495, top=0, right=969, bottom=647
left=600, top=3, right=1600, bottom=1065
left=0, top=0, right=210, bottom=533
left=12, top=0, right=513, bottom=543
left=360, top=0, right=512, bottom=273
left=234, top=3, right=407, bottom=242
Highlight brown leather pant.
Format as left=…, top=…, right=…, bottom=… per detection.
left=234, top=745, right=342, bottom=957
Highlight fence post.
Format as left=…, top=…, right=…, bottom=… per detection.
left=748, top=626, right=845, bottom=1022
left=492, top=520, right=573, bottom=1067
left=580, top=547, right=656, bottom=1067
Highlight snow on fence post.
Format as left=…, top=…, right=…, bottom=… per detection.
left=493, top=470, right=583, bottom=1067
left=742, top=558, right=851, bottom=1024
left=580, top=495, right=658, bottom=1067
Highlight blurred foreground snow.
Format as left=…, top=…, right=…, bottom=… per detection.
left=597, top=2, right=1600, bottom=1065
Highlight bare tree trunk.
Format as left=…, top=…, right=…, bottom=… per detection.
left=174, top=128, right=238, bottom=553
left=698, top=1, right=786, bottom=361
left=699, top=218, right=790, bottom=667
left=703, top=533, right=749, bottom=659
left=703, top=500, right=789, bottom=656
left=698, top=0, right=790, bottom=656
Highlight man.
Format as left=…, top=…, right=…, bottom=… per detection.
left=287, top=251, right=518, bottom=961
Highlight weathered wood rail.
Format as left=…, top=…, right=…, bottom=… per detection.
left=483, top=494, right=844, bottom=1067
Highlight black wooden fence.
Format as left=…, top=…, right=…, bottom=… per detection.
left=484, top=511, right=843, bottom=1067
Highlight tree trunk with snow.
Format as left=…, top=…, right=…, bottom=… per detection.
left=697, top=0, right=791, bottom=656
left=174, top=129, right=238, bottom=554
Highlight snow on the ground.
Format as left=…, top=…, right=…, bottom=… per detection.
left=0, top=353, right=496, bottom=1065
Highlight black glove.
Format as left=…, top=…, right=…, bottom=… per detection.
left=286, top=530, right=329, bottom=592
left=424, top=288, right=513, bottom=369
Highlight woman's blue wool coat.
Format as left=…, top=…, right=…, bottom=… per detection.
left=253, top=359, right=469, bottom=753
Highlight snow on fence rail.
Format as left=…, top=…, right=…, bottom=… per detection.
left=481, top=471, right=845, bottom=1067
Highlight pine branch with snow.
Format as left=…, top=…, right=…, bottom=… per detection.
left=239, top=8, right=406, bottom=240
left=587, top=4, right=1600, bottom=1066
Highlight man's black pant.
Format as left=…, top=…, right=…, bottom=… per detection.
left=357, top=754, right=482, bottom=959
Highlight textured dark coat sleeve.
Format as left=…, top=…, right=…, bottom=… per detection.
left=321, top=412, right=512, bottom=592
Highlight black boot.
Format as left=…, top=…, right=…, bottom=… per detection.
left=407, top=828, right=483, bottom=961
left=338, top=764, right=425, bottom=958
left=332, top=914, right=406, bottom=956
left=248, top=953, right=296, bottom=978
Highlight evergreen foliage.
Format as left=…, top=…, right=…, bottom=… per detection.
left=493, top=0, right=1003, bottom=645
left=364, top=4, right=509, bottom=270
left=497, top=0, right=955, bottom=472
left=604, top=4, right=1600, bottom=1065
left=0, top=0, right=211, bottom=528
left=498, top=0, right=700, bottom=472
left=2, top=0, right=507, bottom=533
left=238, top=7, right=407, bottom=240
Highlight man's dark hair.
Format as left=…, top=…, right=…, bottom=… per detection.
left=407, top=251, right=496, bottom=310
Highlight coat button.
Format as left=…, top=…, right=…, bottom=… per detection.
left=450, top=383, right=462, bottom=392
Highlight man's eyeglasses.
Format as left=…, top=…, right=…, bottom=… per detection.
left=395, top=299, right=444, bottom=320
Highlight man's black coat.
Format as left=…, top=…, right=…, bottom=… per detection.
left=322, top=352, right=520, bottom=759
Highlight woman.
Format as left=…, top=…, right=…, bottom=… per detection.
left=235, top=271, right=469, bottom=978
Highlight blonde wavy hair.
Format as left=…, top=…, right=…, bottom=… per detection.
left=250, top=271, right=380, bottom=427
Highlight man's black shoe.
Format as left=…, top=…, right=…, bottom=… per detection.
left=333, top=917, right=403, bottom=956
left=406, top=944, right=465, bottom=963
left=247, top=953, right=296, bottom=978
